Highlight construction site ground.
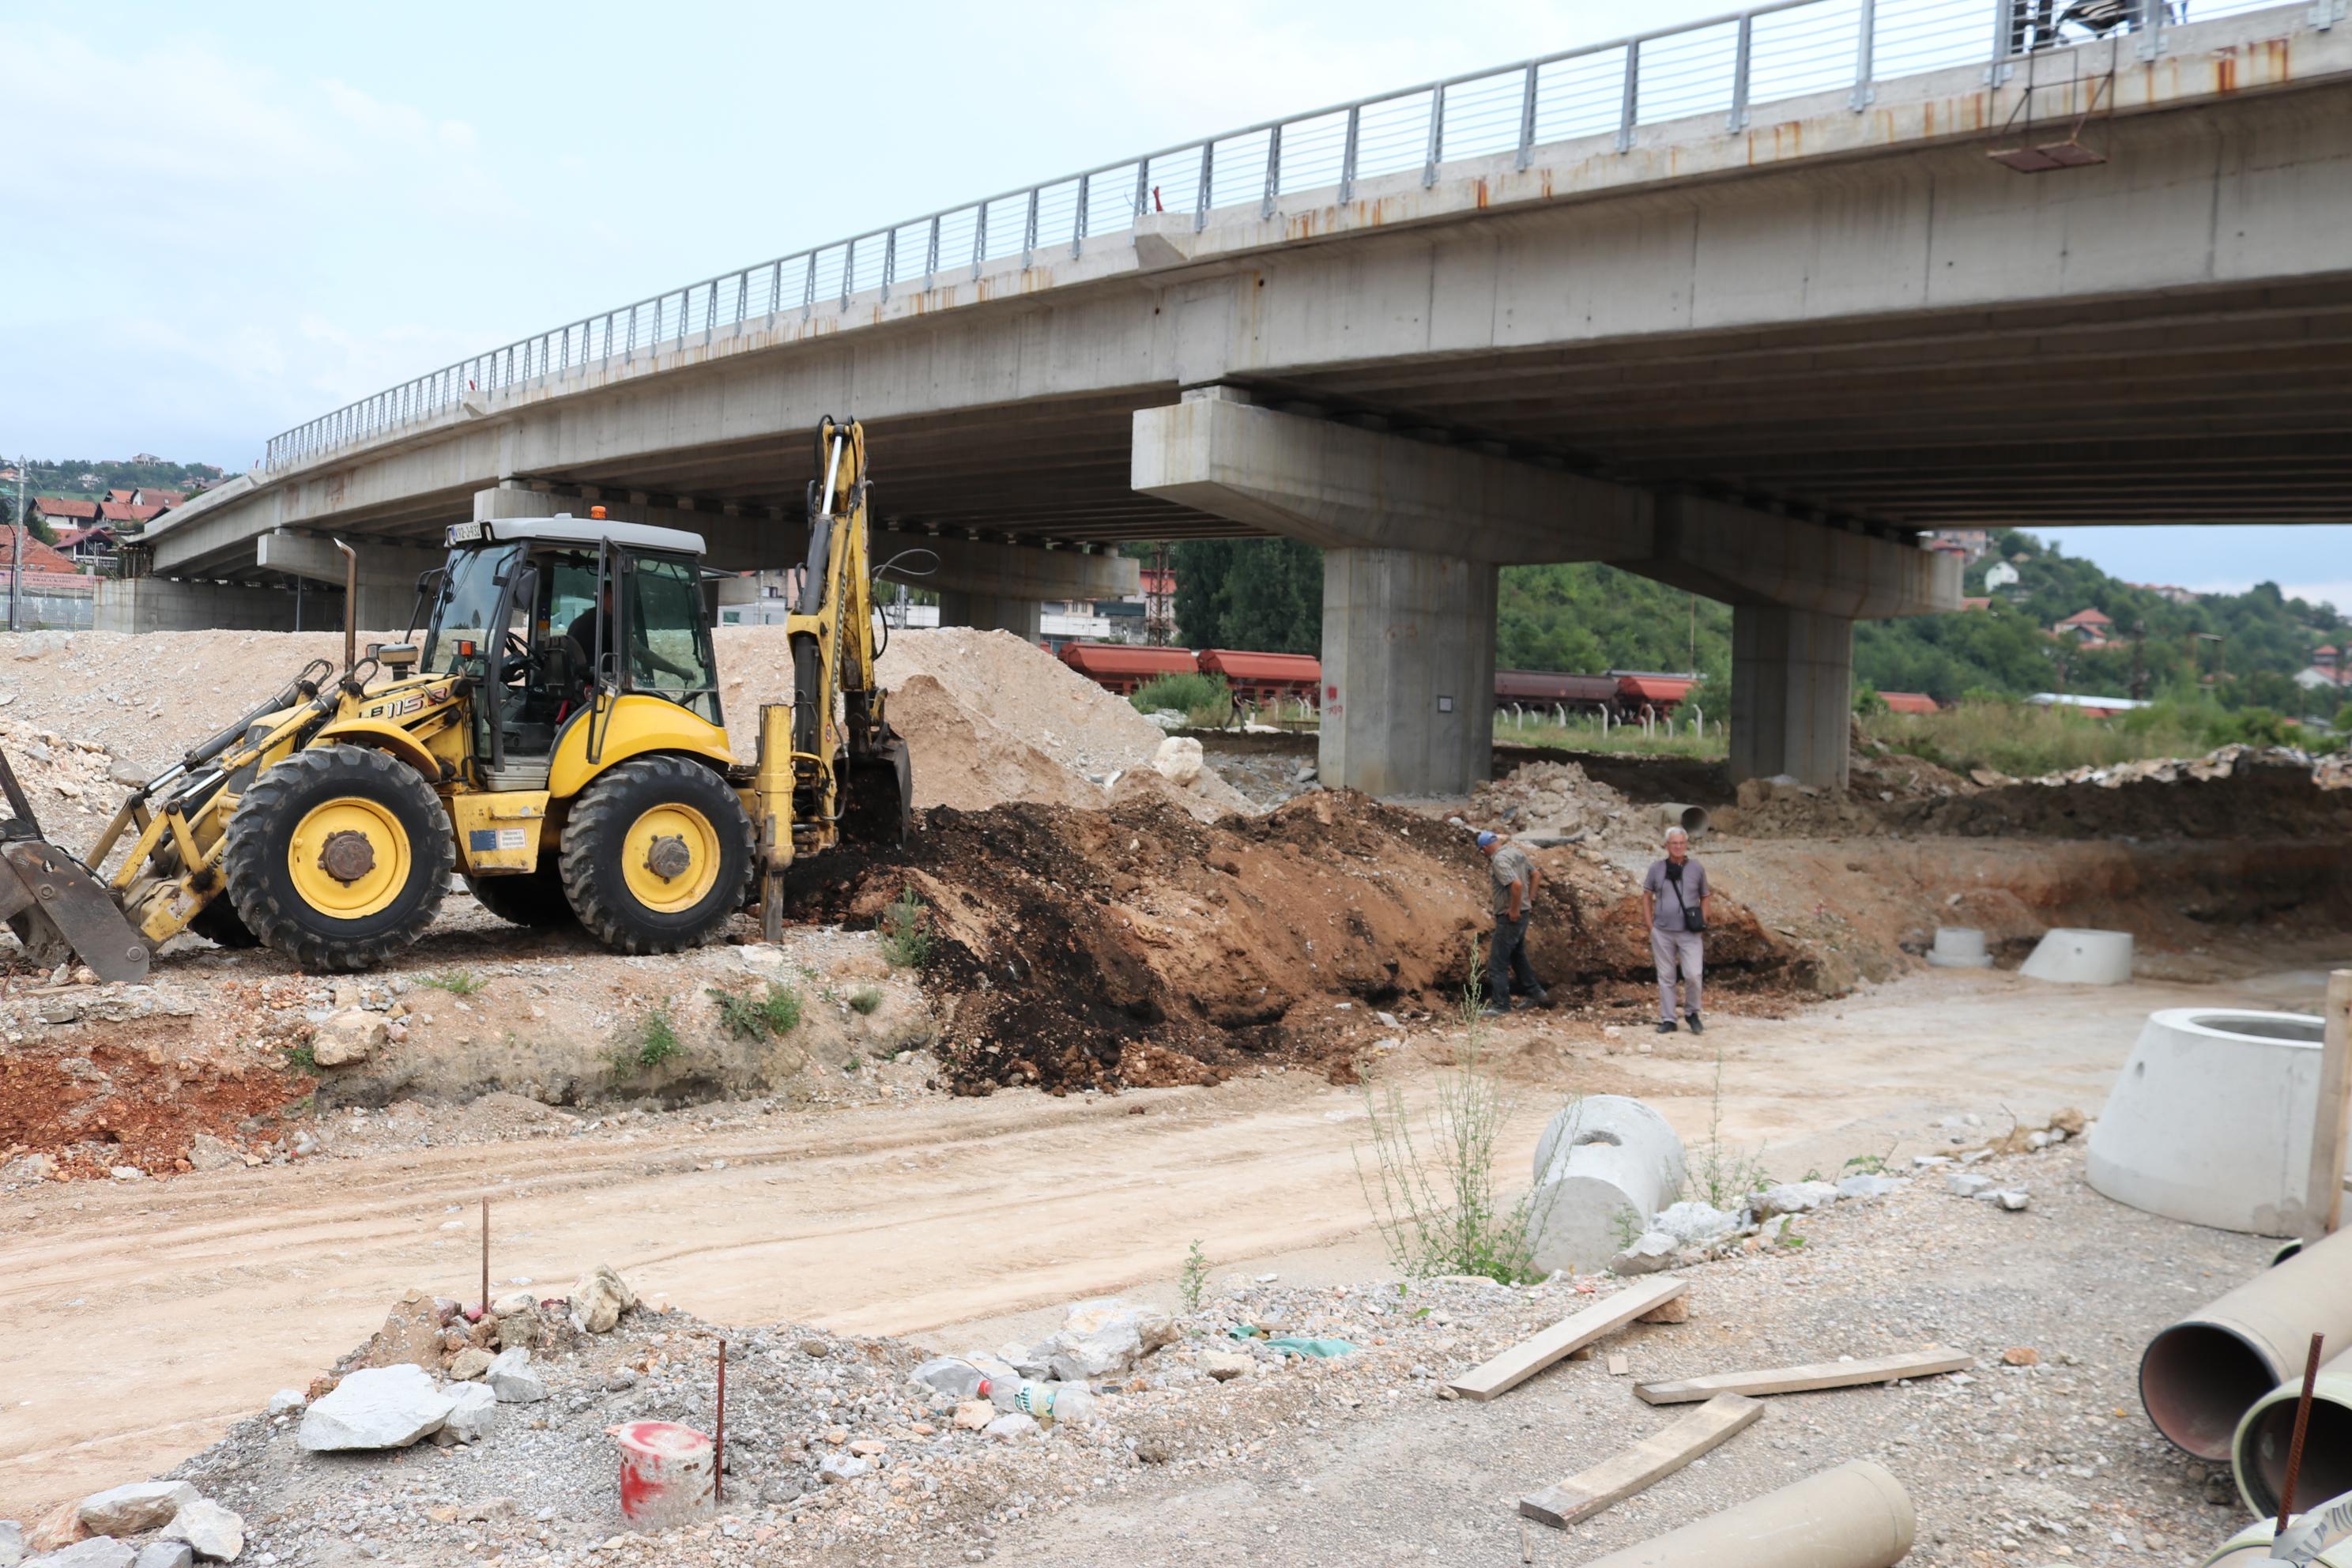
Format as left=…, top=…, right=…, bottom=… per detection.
left=3, top=627, right=2350, bottom=1563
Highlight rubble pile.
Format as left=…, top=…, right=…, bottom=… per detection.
left=1609, top=1107, right=2089, bottom=1276
left=1464, top=760, right=1641, bottom=846
left=126, top=1265, right=1669, bottom=1567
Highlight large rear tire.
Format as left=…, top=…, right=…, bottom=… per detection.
left=559, top=756, right=752, bottom=955
left=466, top=867, right=577, bottom=929
left=189, top=898, right=262, bottom=949
left=223, top=744, right=453, bottom=972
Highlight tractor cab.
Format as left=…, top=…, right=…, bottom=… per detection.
left=415, top=514, right=722, bottom=790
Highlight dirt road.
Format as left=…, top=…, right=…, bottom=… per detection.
left=2, top=959, right=2332, bottom=1518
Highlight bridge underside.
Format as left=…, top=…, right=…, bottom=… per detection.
left=122, top=13, right=2352, bottom=793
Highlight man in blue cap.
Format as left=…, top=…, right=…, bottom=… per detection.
left=1476, top=830, right=1548, bottom=1017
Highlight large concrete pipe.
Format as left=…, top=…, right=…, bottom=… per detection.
left=2018, top=927, right=2133, bottom=984
left=2143, top=1226, right=2352, bottom=1460
left=1575, top=1460, right=1913, bottom=1568
left=1527, top=1095, right=1687, bottom=1278
left=1657, top=803, right=1711, bottom=837
left=2234, top=1350, right=2352, bottom=1518
left=2199, top=1490, right=2352, bottom=1565
left=2090, top=1008, right=2343, bottom=1235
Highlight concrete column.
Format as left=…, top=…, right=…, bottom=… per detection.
left=94, top=576, right=328, bottom=635
left=254, top=530, right=437, bottom=633
left=936, top=590, right=1042, bottom=641
left=1731, top=605, right=1853, bottom=791
left=1321, top=548, right=1497, bottom=798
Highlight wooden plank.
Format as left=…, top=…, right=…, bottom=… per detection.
left=2305, top=969, right=2352, bottom=1241
left=1446, top=1277, right=1687, bottom=1401
left=1634, top=1346, right=1973, bottom=1404
left=1519, top=1393, right=1764, bottom=1528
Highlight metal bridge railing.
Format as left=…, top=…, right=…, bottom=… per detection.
left=260, top=0, right=2308, bottom=476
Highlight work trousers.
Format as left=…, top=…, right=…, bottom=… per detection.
left=1489, top=913, right=1540, bottom=1005
left=1651, top=927, right=1704, bottom=1022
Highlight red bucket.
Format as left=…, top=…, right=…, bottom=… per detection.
left=615, top=1419, right=716, bottom=1528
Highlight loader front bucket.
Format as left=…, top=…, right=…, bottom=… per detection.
left=0, top=841, right=153, bottom=982
left=0, top=744, right=151, bottom=982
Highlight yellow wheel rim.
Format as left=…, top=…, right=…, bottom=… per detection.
left=621, top=803, right=720, bottom=914
left=287, top=795, right=413, bottom=921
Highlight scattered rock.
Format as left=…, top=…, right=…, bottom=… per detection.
left=298, top=1364, right=456, bottom=1451
left=156, top=1502, right=241, bottom=1563
left=1752, top=1181, right=1839, bottom=1217
left=2003, top=1347, right=2041, bottom=1366
left=817, top=1454, right=870, bottom=1486
left=310, top=1009, right=386, bottom=1068
left=1036, top=1298, right=1175, bottom=1381
left=0, top=1521, right=21, bottom=1568
left=983, top=1412, right=1039, bottom=1442
left=1946, top=1171, right=1996, bottom=1199
left=951, top=1401, right=993, bottom=1431
left=1609, top=1232, right=1680, bottom=1276
left=1992, top=1189, right=2032, bottom=1212
left=24, top=1501, right=82, bottom=1554
left=1651, top=1200, right=1740, bottom=1246
left=492, top=1309, right=542, bottom=1351
left=25, top=1541, right=134, bottom=1568
left=484, top=1347, right=547, bottom=1403
left=358, top=1291, right=447, bottom=1370
left=1150, top=737, right=1204, bottom=789
left=568, top=1265, right=638, bottom=1334
left=1198, top=1350, right=1253, bottom=1382
left=441, top=1382, right=498, bottom=1444
left=1835, top=1173, right=1902, bottom=1200
left=264, top=1390, right=304, bottom=1418
left=77, top=1484, right=196, bottom=1538
left=132, top=1544, right=191, bottom=1568
left=447, top=1348, right=495, bottom=1381
left=4, top=1152, right=58, bottom=1184
left=1636, top=1294, right=1690, bottom=1325
left=2049, top=1107, right=2086, bottom=1136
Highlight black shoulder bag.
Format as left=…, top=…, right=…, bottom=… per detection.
left=1666, top=863, right=1705, bottom=934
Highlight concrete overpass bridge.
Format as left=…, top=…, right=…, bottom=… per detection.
left=124, top=0, right=2352, bottom=793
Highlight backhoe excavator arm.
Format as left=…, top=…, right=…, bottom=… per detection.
left=754, top=416, right=910, bottom=939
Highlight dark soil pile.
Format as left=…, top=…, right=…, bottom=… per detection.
left=788, top=790, right=1807, bottom=1095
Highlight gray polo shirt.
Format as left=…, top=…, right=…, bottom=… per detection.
left=1643, top=858, right=1709, bottom=929
left=1490, top=842, right=1536, bottom=918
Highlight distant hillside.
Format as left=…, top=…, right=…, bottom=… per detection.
left=13, top=456, right=232, bottom=501
left=1174, top=530, right=2347, bottom=714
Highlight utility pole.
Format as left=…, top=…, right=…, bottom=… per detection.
left=9, top=454, right=24, bottom=634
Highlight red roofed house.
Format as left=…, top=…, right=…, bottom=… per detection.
left=132, top=488, right=187, bottom=508
left=96, top=501, right=168, bottom=528
left=0, top=533, right=86, bottom=575
left=1879, top=692, right=1941, bottom=715
left=2317, top=645, right=2339, bottom=670
left=54, top=525, right=119, bottom=565
left=26, top=497, right=100, bottom=534
left=1962, top=597, right=1993, bottom=612
left=104, top=488, right=136, bottom=505
left=2053, top=608, right=2113, bottom=643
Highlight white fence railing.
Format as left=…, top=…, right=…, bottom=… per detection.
left=262, top=0, right=2306, bottom=474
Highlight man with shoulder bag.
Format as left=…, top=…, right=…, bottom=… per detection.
left=1640, top=826, right=1710, bottom=1035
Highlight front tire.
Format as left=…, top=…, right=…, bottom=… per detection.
left=223, top=744, right=453, bottom=971
left=559, top=756, right=752, bottom=956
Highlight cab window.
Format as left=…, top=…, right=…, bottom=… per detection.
left=625, top=554, right=721, bottom=724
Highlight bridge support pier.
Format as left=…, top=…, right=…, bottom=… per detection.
left=1321, top=548, right=1498, bottom=798
left=1729, top=606, right=1854, bottom=793
left=935, top=591, right=1043, bottom=640
left=95, top=577, right=330, bottom=635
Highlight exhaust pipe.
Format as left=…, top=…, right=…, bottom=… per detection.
left=1575, top=1460, right=1913, bottom=1568
left=336, top=537, right=358, bottom=674
left=2143, top=1226, right=2352, bottom=1460
left=2235, top=1351, right=2352, bottom=1519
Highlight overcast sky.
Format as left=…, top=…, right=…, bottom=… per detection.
left=6, top=0, right=2343, bottom=609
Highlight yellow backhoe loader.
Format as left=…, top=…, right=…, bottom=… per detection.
left=0, top=417, right=910, bottom=978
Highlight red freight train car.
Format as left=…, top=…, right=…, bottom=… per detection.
left=1494, top=669, right=1620, bottom=713
left=1054, top=642, right=1199, bottom=695
left=1615, top=674, right=1695, bottom=715
left=1198, top=649, right=1321, bottom=708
